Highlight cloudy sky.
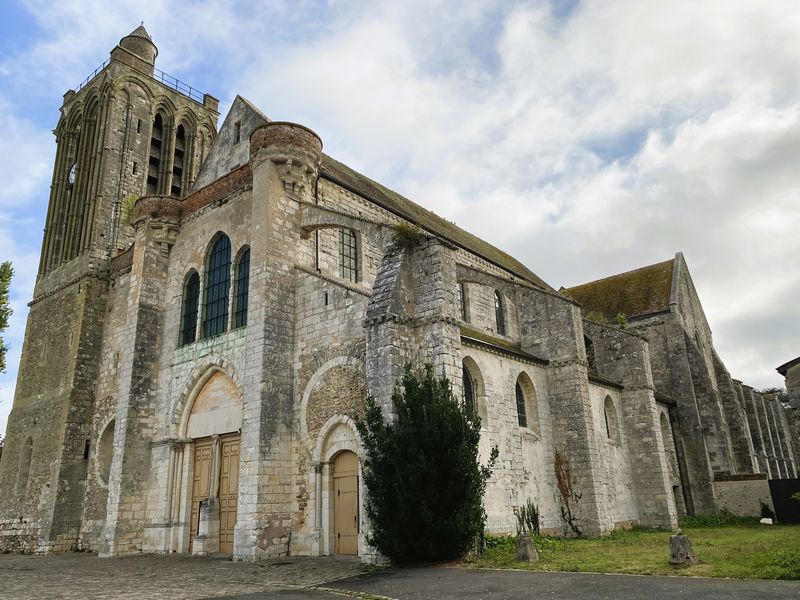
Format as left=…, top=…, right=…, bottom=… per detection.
left=1, top=0, right=799, bottom=435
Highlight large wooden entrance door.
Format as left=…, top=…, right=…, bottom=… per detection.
left=219, top=434, right=240, bottom=554
left=190, top=438, right=213, bottom=544
left=333, top=451, right=359, bottom=555
left=189, top=433, right=240, bottom=554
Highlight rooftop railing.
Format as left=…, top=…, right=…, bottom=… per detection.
left=76, top=59, right=110, bottom=92
left=74, top=61, right=206, bottom=104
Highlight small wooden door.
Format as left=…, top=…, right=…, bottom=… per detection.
left=334, top=451, right=359, bottom=555
left=190, top=438, right=213, bottom=544
left=218, top=434, right=240, bottom=554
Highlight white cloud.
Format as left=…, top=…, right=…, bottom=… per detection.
left=2, top=0, right=799, bottom=437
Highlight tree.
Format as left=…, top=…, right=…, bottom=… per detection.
left=356, top=364, right=498, bottom=565
left=0, top=261, right=12, bottom=374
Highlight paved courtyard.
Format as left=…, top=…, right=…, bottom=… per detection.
left=2, top=553, right=800, bottom=600
left=0, top=553, right=363, bottom=600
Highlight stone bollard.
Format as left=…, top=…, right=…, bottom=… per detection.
left=515, top=534, right=539, bottom=563
left=669, top=528, right=697, bottom=566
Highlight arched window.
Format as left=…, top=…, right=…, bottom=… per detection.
left=147, top=113, right=164, bottom=195
left=515, top=381, right=527, bottom=428
left=17, top=437, right=33, bottom=495
left=203, top=234, right=232, bottom=338
left=180, top=271, right=200, bottom=345
left=463, top=365, right=476, bottom=416
left=458, top=283, right=468, bottom=322
left=339, top=228, right=358, bottom=282
left=515, top=372, right=539, bottom=433
left=494, top=290, right=506, bottom=335
left=604, top=396, right=620, bottom=443
left=233, top=247, right=250, bottom=329
left=171, top=123, right=186, bottom=197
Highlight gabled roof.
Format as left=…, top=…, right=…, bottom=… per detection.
left=320, top=156, right=553, bottom=291
left=191, top=97, right=554, bottom=290
left=777, top=356, right=800, bottom=377
left=562, top=257, right=675, bottom=321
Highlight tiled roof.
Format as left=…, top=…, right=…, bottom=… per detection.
left=320, top=155, right=553, bottom=291
left=562, top=258, right=675, bottom=321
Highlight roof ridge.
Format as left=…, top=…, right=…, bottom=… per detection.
left=565, top=257, right=675, bottom=291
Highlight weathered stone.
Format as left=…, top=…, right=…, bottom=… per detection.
left=514, top=535, right=539, bottom=563
left=669, top=529, right=697, bottom=566
left=1, top=23, right=795, bottom=563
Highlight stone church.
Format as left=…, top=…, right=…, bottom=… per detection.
left=0, top=26, right=796, bottom=560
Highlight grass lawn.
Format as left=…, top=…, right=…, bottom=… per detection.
left=467, top=520, right=800, bottom=580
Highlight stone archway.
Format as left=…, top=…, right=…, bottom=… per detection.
left=313, top=416, right=363, bottom=556
left=174, top=369, right=242, bottom=556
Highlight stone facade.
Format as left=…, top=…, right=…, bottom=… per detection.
left=0, top=27, right=793, bottom=560
left=777, top=356, right=800, bottom=470
left=564, top=254, right=798, bottom=518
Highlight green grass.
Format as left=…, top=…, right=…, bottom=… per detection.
left=467, top=522, right=800, bottom=580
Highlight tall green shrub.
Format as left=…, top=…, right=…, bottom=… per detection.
left=357, top=364, right=498, bottom=564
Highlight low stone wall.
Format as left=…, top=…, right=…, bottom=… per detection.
left=712, top=474, right=774, bottom=517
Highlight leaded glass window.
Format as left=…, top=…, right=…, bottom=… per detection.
left=202, top=235, right=231, bottom=338
left=233, top=248, right=250, bottom=329
left=180, top=271, right=200, bottom=345
left=495, top=290, right=506, bottom=335
left=515, top=381, right=528, bottom=428
left=340, top=228, right=358, bottom=282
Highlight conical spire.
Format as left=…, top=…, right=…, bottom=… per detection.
left=127, top=22, right=152, bottom=41
left=116, top=22, right=158, bottom=66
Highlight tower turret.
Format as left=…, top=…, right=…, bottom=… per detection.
left=111, top=23, right=158, bottom=75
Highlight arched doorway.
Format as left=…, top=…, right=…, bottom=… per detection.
left=183, top=370, right=242, bottom=555
left=333, top=450, right=359, bottom=555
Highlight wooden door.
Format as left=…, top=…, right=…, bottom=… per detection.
left=218, top=434, right=240, bottom=554
left=190, top=437, right=213, bottom=544
left=334, top=451, right=359, bottom=555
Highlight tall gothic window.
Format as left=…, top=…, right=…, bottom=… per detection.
left=171, top=123, right=186, bottom=197
left=147, top=113, right=164, bottom=195
left=494, top=290, right=506, bottom=335
left=515, top=381, right=528, bottom=428
left=233, top=247, right=250, bottom=329
left=180, top=271, right=200, bottom=345
left=202, top=234, right=231, bottom=338
left=340, top=228, right=358, bottom=282
left=463, top=365, right=476, bottom=416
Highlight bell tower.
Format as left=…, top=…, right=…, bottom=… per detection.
left=0, top=25, right=218, bottom=553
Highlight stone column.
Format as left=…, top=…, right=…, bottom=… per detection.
left=99, top=196, right=180, bottom=557
left=518, top=291, right=610, bottom=535
left=233, top=122, right=322, bottom=561
left=584, top=321, right=677, bottom=529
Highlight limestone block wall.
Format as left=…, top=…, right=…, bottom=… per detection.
left=586, top=385, right=638, bottom=527
left=0, top=273, right=108, bottom=553
left=460, top=345, right=559, bottom=534
left=79, top=270, right=132, bottom=550
left=712, top=475, right=774, bottom=518
left=712, top=355, right=757, bottom=474
left=583, top=320, right=677, bottom=529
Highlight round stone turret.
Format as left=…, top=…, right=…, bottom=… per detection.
left=250, top=122, right=323, bottom=200
left=118, top=23, right=158, bottom=66
left=132, top=195, right=181, bottom=226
